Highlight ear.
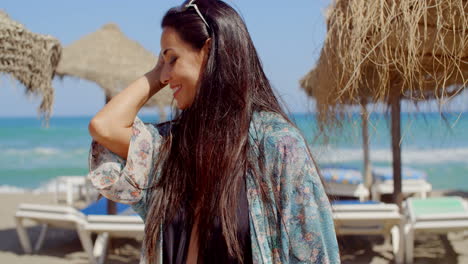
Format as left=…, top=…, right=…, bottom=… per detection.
left=201, top=38, right=212, bottom=58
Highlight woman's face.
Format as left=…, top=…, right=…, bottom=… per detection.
left=159, top=27, right=209, bottom=110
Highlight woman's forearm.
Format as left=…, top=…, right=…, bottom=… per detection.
left=89, top=68, right=163, bottom=159
left=93, top=70, right=161, bottom=128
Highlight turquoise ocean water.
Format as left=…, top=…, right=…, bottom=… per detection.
left=1, top=112, right=468, bottom=192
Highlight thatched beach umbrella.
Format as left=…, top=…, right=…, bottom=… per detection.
left=301, top=0, right=468, bottom=208
left=0, top=10, right=61, bottom=120
left=56, top=23, right=172, bottom=119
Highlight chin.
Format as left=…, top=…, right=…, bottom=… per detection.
left=175, top=100, right=188, bottom=110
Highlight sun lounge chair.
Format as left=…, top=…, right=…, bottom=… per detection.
left=404, top=196, right=468, bottom=263
left=371, top=167, right=432, bottom=201
left=54, top=175, right=95, bottom=205
left=83, top=213, right=144, bottom=264
left=14, top=197, right=143, bottom=264
left=322, top=167, right=370, bottom=201
left=332, top=200, right=404, bottom=264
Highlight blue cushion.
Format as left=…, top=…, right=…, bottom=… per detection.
left=80, top=197, right=130, bottom=215
left=372, top=167, right=427, bottom=181
left=332, top=200, right=379, bottom=205
left=321, top=167, right=363, bottom=185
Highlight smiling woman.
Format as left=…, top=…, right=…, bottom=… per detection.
left=87, top=0, right=340, bottom=263
left=159, top=27, right=210, bottom=110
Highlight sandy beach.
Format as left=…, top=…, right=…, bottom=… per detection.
left=1, top=191, right=467, bottom=263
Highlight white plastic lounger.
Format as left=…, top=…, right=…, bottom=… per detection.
left=14, top=198, right=143, bottom=264
left=54, top=175, right=92, bottom=205
left=322, top=167, right=370, bottom=201
left=332, top=200, right=404, bottom=264
left=371, top=167, right=432, bottom=201
left=404, top=196, right=468, bottom=264
left=82, top=214, right=144, bottom=264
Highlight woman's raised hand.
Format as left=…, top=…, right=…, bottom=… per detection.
left=145, top=54, right=165, bottom=95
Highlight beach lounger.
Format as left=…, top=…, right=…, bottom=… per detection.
left=83, top=213, right=144, bottom=264
left=14, top=197, right=143, bottom=264
left=322, top=167, right=370, bottom=201
left=54, top=175, right=96, bottom=205
left=404, top=196, right=468, bottom=264
left=371, top=167, right=432, bottom=201
left=332, top=200, right=404, bottom=264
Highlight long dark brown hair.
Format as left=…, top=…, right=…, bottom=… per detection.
left=144, top=0, right=294, bottom=261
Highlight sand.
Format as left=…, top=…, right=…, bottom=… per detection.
left=0, top=191, right=467, bottom=263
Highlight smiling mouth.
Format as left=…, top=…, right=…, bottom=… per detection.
left=172, top=85, right=182, bottom=97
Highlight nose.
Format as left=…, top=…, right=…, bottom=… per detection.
left=160, top=63, right=170, bottom=85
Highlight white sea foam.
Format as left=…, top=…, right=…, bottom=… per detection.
left=0, top=177, right=88, bottom=194
left=4, top=147, right=61, bottom=156
left=0, top=184, right=57, bottom=194
left=34, top=147, right=61, bottom=155
left=313, top=147, right=468, bottom=165
left=3, top=147, right=89, bottom=156
left=0, top=185, right=29, bottom=193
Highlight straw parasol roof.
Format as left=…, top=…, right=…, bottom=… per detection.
left=301, top=0, right=468, bottom=208
left=0, top=10, right=61, bottom=120
left=301, top=0, right=468, bottom=126
left=56, top=23, right=172, bottom=117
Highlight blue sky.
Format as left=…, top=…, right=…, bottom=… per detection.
left=0, top=0, right=330, bottom=117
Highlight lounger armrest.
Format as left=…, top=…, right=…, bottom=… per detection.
left=86, top=215, right=143, bottom=224
left=17, top=204, right=80, bottom=215
left=15, top=203, right=85, bottom=221
left=414, top=213, right=468, bottom=221
left=333, top=212, right=402, bottom=221
left=333, top=204, right=398, bottom=212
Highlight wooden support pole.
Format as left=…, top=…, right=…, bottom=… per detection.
left=390, top=96, right=403, bottom=209
left=361, top=98, right=372, bottom=190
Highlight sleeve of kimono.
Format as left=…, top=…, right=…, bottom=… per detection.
left=265, top=127, right=340, bottom=263
left=87, top=117, right=163, bottom=205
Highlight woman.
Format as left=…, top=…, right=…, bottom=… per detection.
left=88, top=0, right=340, bottom=263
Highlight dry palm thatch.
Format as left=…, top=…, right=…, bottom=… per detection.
left=56, top=23, right=173, bottom=118
left=301, top=0, right=468, bottom=127
left=0, top=10, right=61, bottom=120
left=301, top=0, right=468, bottom=208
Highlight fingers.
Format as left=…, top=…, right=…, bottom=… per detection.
left=156, top=52, right=164, bottom=67
left=147, top=53, right=166, bottom=90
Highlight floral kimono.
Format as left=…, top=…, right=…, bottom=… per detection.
left=88, top=111, right=340, bottom=263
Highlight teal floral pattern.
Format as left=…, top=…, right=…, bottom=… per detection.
left=88, top=113, right=340, bottom=263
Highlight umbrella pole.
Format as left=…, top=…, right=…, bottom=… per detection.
left=390, top=96, right=403, bottom=209
left=361, top=99, right=372, bottom=191
left=105, top=198, right=116, bottom=254
left=107, top=201, right=117, bottom=215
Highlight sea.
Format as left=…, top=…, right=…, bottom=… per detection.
left=1, top=112, right=468, bottom=193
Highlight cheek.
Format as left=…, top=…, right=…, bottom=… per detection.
left=171, top=70, right=198, bottom=109
left=188, top=64, right=203, bottom=84
left=183, top=66, right=202, bottom=94
left=175, top=63, right=198, bottom=86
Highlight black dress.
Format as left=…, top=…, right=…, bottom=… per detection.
left=162, top=178, right=252, bottom=264
left=154, top=122, right=252, bottom=263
